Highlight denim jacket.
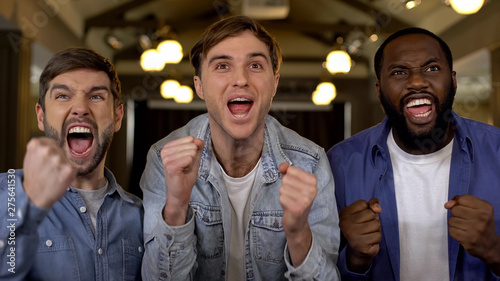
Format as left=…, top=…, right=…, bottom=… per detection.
left=328, top=112, right=500, bottom=281
left=141, top=113, right=340, bottom=281
left=0, top=167, right=144, bottom=281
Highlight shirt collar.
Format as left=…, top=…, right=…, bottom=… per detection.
left=369, top=111, right=474, bottom=165
left=67, top=167, right=134, bottom=204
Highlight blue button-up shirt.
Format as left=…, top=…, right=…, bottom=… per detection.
left=327, top=112, right=500, bottom=281
left=140, top=113, right=340, bottom=281
left=0, top=167, right=143, bottom=281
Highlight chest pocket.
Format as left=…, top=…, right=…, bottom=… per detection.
left=30, top=236, right=81, bottom=280
left=251, top=211, right=286, bottom=264
left=122, top=239, right=143, bottom=281
left=193, top=204, right=224, bottom=259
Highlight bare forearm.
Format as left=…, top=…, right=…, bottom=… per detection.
left=346, top=245, right=373, bottom=273
left=483, top=239, right=500, bottom=276
left=163, top=202, right=189, bottom=226
left=287, top=225, right=313, bottom=266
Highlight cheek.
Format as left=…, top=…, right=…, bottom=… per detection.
left=43, top=113, right=64, bottom=129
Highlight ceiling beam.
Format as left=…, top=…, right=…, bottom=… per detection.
left=336, top=0, right=410, bottom=33
left=85, top=0, right=157, bottom=34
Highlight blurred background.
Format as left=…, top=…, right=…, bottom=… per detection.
left=1, top=0, right=498, bottom=197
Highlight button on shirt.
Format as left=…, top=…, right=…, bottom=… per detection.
left=0, top=167, right=144, bottom=281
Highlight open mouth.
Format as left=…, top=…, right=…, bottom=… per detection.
left=228, top=97, right=253, bottom=118
left=67, top=126, right=94, bottom=156
left=406, top=98, right=432, bottom=118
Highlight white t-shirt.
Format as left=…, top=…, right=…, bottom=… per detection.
left=218, top=159, right=261, bottom=281
left=387, top=130, right=452, bottom=281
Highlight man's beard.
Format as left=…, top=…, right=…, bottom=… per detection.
left=44, top=117, right=114, bottom=176
left=380, top=82, right=455, bottom=152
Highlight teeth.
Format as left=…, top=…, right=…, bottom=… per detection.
left=414, top=111, right=431, bottom=118
left=69, top=127, right=91, bottom=134
left=230, top=98, right=250, bottom=102
left=71, top=147, right=92, bottom=155
left=406, top=98, right=431, bottom=108
left=233, top=114, right=247, bottom=118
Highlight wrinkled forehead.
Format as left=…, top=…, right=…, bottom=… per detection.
left=383, top=34, right=446, bottom=64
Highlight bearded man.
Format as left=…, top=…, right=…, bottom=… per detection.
left=328, top=27, right=500, bottom=280
left=0, top=48, right=143, bottom=281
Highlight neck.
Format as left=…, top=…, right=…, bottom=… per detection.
left=71, top=161, right=107, bottom=190
left=393, top=124, right=455, bottom=155
left=211, top=129, right=264, bottom=178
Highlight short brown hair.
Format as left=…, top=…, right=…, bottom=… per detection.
left=38, top=47, right=122, bottom=110
left=190, top=15, right=282, bottom=77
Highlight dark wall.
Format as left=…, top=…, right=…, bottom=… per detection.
left=0, top=27, right=21, bottom=171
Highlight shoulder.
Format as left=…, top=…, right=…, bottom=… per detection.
left=328, top=122, right=386, bottom=156
left=457, top=115, right=500, bottom=137
left=104, top=167, right=142, bottom=208
left=121, top=189, right=143, bottom=207
left=266, top=115, right=324, bottom=160
left=149, top=113, right=209, bottom=155
left=0, top=169, right=23, bottom=190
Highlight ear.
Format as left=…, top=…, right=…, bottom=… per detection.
left=273, top=73, right=280, bottom=98
left=451, top=71, right=457, bottom=92
left=36, top=103, right=45, bottom=131
left=113, top=104, right=124, bottom=132
left=194, top=76, right=204, bottom=100
left=375, top=81, right=381, bottom=102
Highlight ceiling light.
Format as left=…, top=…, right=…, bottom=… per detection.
left=161, top=79, right=181, bottom=99
left=157, top=40, right=183, bottom=64
left=241, top=0, right=290, bottom=20
left=325, top=50, right=351, bottom=74
left=402, top=0, right=421, bottom=9
left=449, top=0, right=484, bottom=14
left=105, top=34, right=123, bottom=50
left=174, top=85, right=194, bottom=103
left=140, top=49, right=165, bottom=71
left=312, top=82, right=336, bottom=105
left=138, top=34, right=152, bottom=51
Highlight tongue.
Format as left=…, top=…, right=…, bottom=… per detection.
left=68, top=137, right=92, bottom=154
left=407, top=105, right=431, bottom=115
left=228, top=103, right=251, bottom=116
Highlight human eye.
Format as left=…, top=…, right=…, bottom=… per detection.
left=391, top=69, right=406, bottom=76
left=249, top=62, right=262, bottom=69
left=215, top=63, right=229, bottom=70
left=55, top=93, right=69, bottom=99
left=91, top=94, right=104, bottom=100
left=426, top=65, right=440, bottom=72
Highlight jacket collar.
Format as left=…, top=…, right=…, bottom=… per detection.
left=196, top=115, right=284, bottom=183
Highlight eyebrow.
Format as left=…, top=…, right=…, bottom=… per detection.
left=49, top=84, right=110, bottom=97
left=388, top=58, right=441, bottom=70
left=207, top=52, right=270, bottom=65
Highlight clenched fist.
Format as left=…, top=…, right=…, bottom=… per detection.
left=445, top=195, right=500, bottom=274
left=279, top=162, right=317, bottom=266
left=339, top=198, right=382, bottom=273
left=161, top=136, right=204, bottom=226
left=23, top=137, right=76, bottom=209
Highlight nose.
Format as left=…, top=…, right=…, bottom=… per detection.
left=406, top=67, right=429, bottom=91
left=71, top=94, right=90, bottom=117
left=232, top=66, right=249, bottom=88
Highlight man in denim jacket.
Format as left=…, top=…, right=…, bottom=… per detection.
left=0, top=48, right=143, bottom=280
left=140, top=15, right=340, bottom=281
